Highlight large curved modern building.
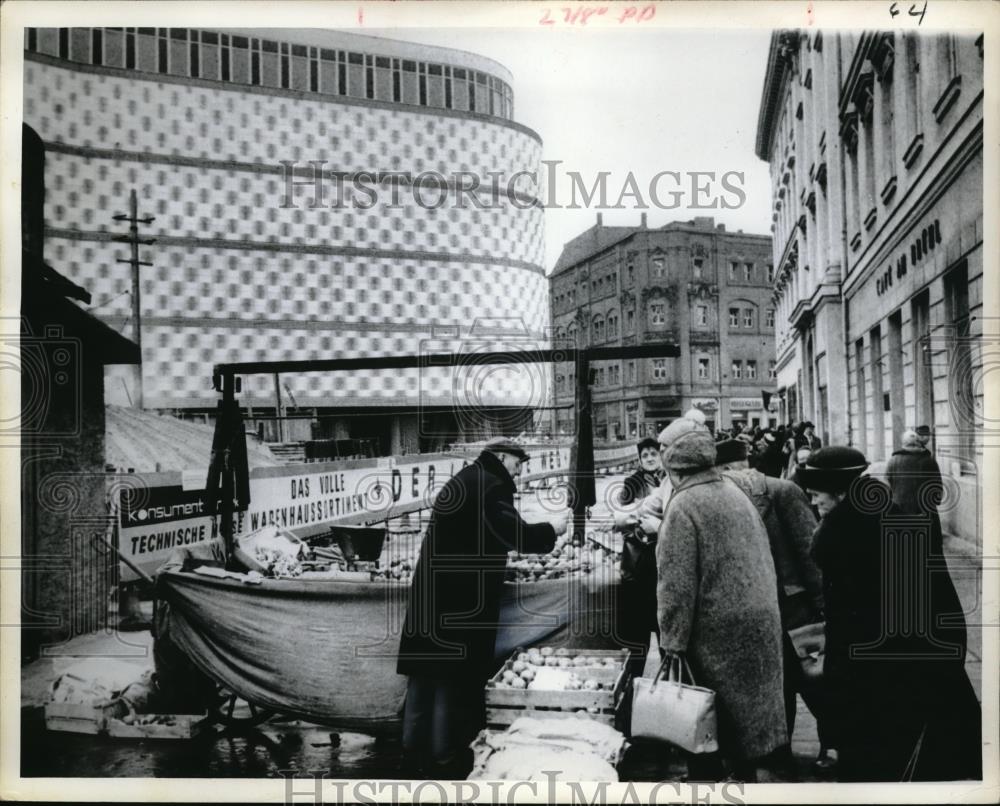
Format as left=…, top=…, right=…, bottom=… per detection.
left=23, top=28, right=547, bottom=452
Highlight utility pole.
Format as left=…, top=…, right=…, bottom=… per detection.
left=113, top=189, right=155, bottom=409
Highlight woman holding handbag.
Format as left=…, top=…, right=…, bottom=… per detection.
left=653, top=412, right=788, bottom=782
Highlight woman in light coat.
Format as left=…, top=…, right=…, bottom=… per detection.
left=655, top=413, right=788, bottom=781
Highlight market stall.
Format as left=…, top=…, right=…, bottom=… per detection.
left=154, top=534, right=622, bottom=732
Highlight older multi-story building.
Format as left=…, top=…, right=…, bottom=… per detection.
left=756, top=30, right=984, bottom=546
left=23, top=27, right=546, bottom=453
left=549, top=215, right=775, bottom=437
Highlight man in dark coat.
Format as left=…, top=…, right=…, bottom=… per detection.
left=757, top=432, right=786, bottom=478
left=802, top=447, right=981, bottom=782
left=886, top=429, right=945, bottom=555
left=715, top=439, right=834, bottom=774
left=397, top=438, right=567, bottom=777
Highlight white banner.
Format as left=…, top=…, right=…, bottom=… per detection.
left=117, top=442, right=636, bottom=582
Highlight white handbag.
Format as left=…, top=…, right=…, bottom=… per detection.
left=630, top=653, right=719, bottom=753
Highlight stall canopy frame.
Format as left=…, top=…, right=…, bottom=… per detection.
left=207, top=343, right=681, bottom=565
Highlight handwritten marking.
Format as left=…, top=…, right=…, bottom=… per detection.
left=890, top=1, right=928, bottom=25
left=539, top=5, right=656, bottom=26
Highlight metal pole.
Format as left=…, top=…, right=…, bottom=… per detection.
left=128, top=190, right=142, bottom=362
left=220, top=372, right=237, bottom=565
left=273, top=372, right=284, bottom=443
left=570, top=351, right=593, bottom=546
left=114, top=189, right=155, bottom=410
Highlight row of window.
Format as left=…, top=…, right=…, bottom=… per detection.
left=727, top=305, right=776, bottom=329
left=555, top=302, right=775, bottom=345
left=554, top=357, right=777, bottom=388
left=553, top=257, right=776, bottom=310
left=728, top=260, right=776, bottom=285
left=25, top=27, right=514, bottom=120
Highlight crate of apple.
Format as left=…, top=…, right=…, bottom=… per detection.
left=485, top=647, right=630, bottom=727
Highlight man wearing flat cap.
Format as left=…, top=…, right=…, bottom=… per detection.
left=397, top=437, right=569, bottom=778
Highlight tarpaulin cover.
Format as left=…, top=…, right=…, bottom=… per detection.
left=156, top=541, right=619, bottom=730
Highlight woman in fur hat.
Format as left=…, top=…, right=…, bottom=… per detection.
left=655, top=413, right=788, bottom=781
left=802, top=447, right=981, bottom=782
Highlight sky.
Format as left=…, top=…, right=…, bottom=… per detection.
left=367, top=27, right=775, bottom=272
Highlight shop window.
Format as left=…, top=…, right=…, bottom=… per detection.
left=945, top=261, right=975, bottom=468
left=869, top=326, right=885, bottom=460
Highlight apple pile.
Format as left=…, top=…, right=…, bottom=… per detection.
left=365, top=527, right=621, bottom=585
left=492, top=647, right=621, bottom=691
left=508, top=531, right=617, bottom=583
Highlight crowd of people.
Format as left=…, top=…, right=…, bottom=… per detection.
left=394, top=421, right=980, bottom=784
left=613, top=411, right=981, bottom=783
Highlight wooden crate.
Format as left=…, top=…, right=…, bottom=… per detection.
left=44, top=702, right=112, bottom=735
left=485, top=648, right=630, bottom=728
left=106, top=713, right=209, bottom=740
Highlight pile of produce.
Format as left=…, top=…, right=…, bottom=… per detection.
left=468, top=716, right=627, bottom=781
left=507, top=531, right=617, bottom=583
left=254, top=546, right=303, bottom=578
left=492, top=647, right=620, bottom=691
left=370, top=535, right=420, bottom=582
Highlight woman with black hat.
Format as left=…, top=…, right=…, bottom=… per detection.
left=801, top=447, right=981, bottom=782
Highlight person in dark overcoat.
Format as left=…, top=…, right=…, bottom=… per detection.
left=802, top=447, right=981, bottom=782
left=397, top=439, right=568, bottom=777
left=619, top=436, right=665, bottom=507
left=613, top=436, right=665, bottom=675
left=655, top=415, right=787, bottom=782
left=885, top=429, right=945, bottom=555
left=715, top=439, right=835, bottom=774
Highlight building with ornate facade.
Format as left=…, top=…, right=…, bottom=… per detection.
left=756, top=30, right=984, bottom=546
left=549, top=215, right=775, bottom=437
left=22, top=27, right=546, bottom=453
